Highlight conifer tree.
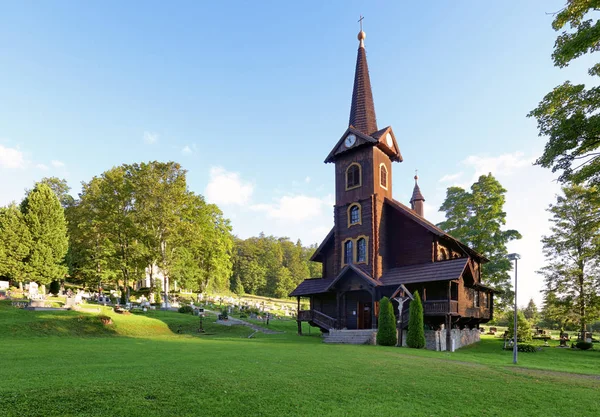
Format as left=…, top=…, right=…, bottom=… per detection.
left=20, top=183, right=68, bottom=285
left=0, top=204, right=32, bottom=283
left=376, top=297, right=397, bottom=346
left=407, top=291, right=426, bottom=349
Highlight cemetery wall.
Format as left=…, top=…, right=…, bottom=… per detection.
left=396, top=328, right=480, bottom=351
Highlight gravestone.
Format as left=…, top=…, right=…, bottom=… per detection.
left=65, top=298, right=77, bottom=309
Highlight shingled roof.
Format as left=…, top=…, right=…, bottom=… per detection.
left=349, top=34, right=377, bottom=135
left=289, top=277, right=334, bottom=297
left=380, top=258, right=468, bottom=286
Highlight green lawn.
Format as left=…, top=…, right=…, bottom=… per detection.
left=1, top=301, right=599, bottom=417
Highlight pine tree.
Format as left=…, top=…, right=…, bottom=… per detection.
left=376, top=297, right=397, bottom=346
left=508, top=310, right=533, bottom=342
left=21, top=183, right=68, bottom=285
left=232, top=275, right=244, bottom=297
left=0, top=204, right=32, bottom=283
left=407, top=291, right=426, bottom=349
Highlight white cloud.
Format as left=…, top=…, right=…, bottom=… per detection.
left=36, top=163, right=49, bottom=170
left=181, top=145, right=192, bottom=155
left=305, top=176, right=311, bottom=183
left=143, top=131, right=159, bottom=145
left=51, top=160, right=65, bottom=168
left=204, top=167, right=253, bottom=206
left=0, top=145, right=26, bottom=169
left=439, top=172, right=462, bottom=183
left=250, top=195, right=329, bottom=222
left=462, top=152, right=534, bottom=180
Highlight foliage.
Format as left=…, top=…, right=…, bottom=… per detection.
left=528, top=1, right=600, bottom=186
left=438, top=174, right=521, bottom=310
left=539, top=184, right=600, bottom=337
left=523, top=298, right=539, bottom=325
left=178, top=305, right=194, bottom=314
left=232, top=275, right=244, bottom=297
left=575, top=341, right=593, bottom=350
left=49, top=281, right=60, bottom=296
left=221, top=309, right=228, bottom=319
left=0, top=204, right=32, bottom=283
left=31, top=177, right=75, bottom=208
left=376, top=297, right=397, bottom=346
left=507, top=310, right=533, bottom=342
left=504, top=343, right=537, bottom=353
left=407, top=291, right=426, bottom=349
left=20, top=183, right=69, bottom=285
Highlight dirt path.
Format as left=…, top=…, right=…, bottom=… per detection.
left=214, top=316, right=283, bottom=334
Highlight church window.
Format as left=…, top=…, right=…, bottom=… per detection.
left=380, top=164, right=388, bottom=189
left=474, top=290, right=480, bottom=308
left=348, top=203, right=361, bottom=227
left=344, top=240, right=353, bottom=265
left=357, top=238, right=367, bottom=263
left=346, top=163, right=361, bottom=190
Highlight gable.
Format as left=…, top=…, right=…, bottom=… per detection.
left=310, top=227, right=334, bottom=262
left=370, top=126, right=402, bottom=162
left=324, top=127, right=378, bottom=163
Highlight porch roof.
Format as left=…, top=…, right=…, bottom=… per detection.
left=325, top=264, right=380, bottom=291
left=289, top=277, right=334, bottom=297
left=380, top=258, right=468, bottom=286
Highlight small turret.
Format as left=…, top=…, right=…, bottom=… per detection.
left=410, top=174, right=425, bottom=217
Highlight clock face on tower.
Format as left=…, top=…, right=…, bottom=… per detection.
left=345, top=134, right=357, bottom=148
left=385, top=133, right=394, bottom=148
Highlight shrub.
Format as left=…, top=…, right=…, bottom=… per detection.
left=507, top=310, right=533, bottom=342
left=239, top=313, right=248, bottom=319
left=49, top=281, right=60, bottom=296
left=503, top=343, right=538, bottom=352
left=221, top=309, right=228, bottom=319
left=178, top=305, right=194, bottom=314
left=576, top=341, right=593, bottom=350
left=407, top=291, right=426, bottom=349
left=376, top=297, right=397, bottom=346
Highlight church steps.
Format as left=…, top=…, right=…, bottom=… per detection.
left=323, top=329, right=376, bottom=345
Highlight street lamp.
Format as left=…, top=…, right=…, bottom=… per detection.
left=507, top=253, right=521, bottom=364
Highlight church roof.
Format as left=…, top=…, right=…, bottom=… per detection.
left=348, top=32, right=377, bottom=135
left=384, top=198, right=488, bottom=262
left=325, top=264, right=380, bottom=291
left=410, top=182, right=425, bottom=203
left=380, top=258, right=469, bottom=286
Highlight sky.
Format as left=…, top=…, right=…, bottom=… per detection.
left=0, top=1, right=593, bottom=307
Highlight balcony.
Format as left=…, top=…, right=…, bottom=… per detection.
left=423, top=300, right=458, bottom=315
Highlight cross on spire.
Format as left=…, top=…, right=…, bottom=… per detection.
left=358, top=15, right=364, bottom=31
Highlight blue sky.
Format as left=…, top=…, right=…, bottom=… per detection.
left=0, top=1, right=591, bottom=306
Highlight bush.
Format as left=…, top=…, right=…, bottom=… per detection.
left=239, top=313, right=248, bottom=319
left=49, top=281, right=60, bottom=296
left=178, top=305, right=194, bottom=314
left=407, top=291, right=426, bottom=349
left=503, top=343, right=538, bottom=352
left=376, top=297, right=397, bottom=346
left=507, top=310, right=533, bottom=342
left=576, top=341, right=593, bottom=350
left=221, top=309, right=228, bottom=319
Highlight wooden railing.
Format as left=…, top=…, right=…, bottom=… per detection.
left=312, top=310, right=337, bottom=330
left=297, top=309, right=337, bottom=330
left=423, top=300, right=458, bottom=315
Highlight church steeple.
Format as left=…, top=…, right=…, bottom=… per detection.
left=349, top=29, right=377, bottom=135
left=410, top=174, right=425, bottom=217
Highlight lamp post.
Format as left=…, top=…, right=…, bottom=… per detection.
left=507, top=253, right=521, bottom=364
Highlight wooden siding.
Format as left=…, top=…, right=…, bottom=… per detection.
left=383, top=203, right=433, bottom=268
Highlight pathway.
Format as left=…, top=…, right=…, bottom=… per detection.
left=214, top=315, right=282, bottom=335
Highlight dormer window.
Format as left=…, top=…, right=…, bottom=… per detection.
left=380, top=164, right=388, bottom=189
left=348, top=203, right=361, bottom=227
left=346, top=163, right=361, bottom=190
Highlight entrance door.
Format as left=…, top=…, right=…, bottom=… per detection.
left=357, top=302, right=372, bottom=329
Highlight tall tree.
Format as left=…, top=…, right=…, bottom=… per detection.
left=523, top=298, right=539, bottom=325
left=20, top=183, right=69, bottom=285
left=539, top=183, right=600, bottom=337
left=0, top=204, right=32, bottom=283
left=528, top=2, right=600, bottom=186
left=32, top=177, right=75, bottom=208
left=438, top=174, right=522, bottom=310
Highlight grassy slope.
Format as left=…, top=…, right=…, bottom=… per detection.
left=1, top=301, right=599, bottom=417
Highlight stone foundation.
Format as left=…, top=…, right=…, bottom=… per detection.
left=397, top=328, right=480, bottom=351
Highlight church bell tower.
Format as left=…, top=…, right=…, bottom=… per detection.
left=324, top=28, right=403, bottom=280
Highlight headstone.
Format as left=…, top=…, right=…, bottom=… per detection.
left=28, top=282, right=39, bottom=297
left=0, top=281, right=9, bottom=290
left=65, top=298, right=77, bottom=309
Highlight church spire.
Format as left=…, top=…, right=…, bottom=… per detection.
left=410, top=173, right=425, bottom=217
left=349, top=24, right=378, bottom=135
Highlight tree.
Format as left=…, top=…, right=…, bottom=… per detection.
left=49, top=280, right=60, bottom=296
left=507, top=310, right=533, bottom=342
left=20, top=183, right=69, bottom=285
left=32, top=177, right=75, bottom=208
left=523, top=298, right=539, bottom=326
left=232, top=275, right=244, bottom=297
left=407, top=291, right=426, bottom=349
left=438, top=174, right=522, bottom=310
left=376, top=297, right=397, bottom=346
left=539, top=184, right=600, bottom=337
left=0, top=204, right=32, bottom=283
left=528, top=3, right=600, bottom=186
left=273, top=266, right=294, bottom=298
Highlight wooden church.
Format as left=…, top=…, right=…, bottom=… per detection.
left=290, top=29, right=494, bottom=348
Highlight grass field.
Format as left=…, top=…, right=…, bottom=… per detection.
left=1, top=300, right=599, bottom=417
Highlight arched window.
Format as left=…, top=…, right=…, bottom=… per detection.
left=344, top=240, right=353, bottom=265
left=348, top=203, right=361, bottom=227
left=346, top=163, right=361, bottom=190
left=380, top=164, right=388, bottom=189
left=357, top=238, right=367, bottom=263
